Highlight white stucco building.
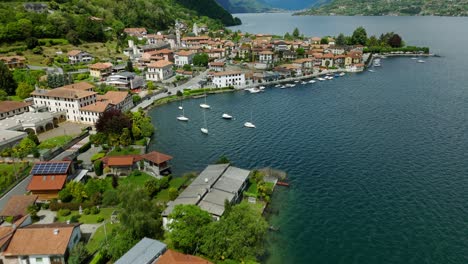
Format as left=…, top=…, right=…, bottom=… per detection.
left=174, top=50, right=196, bottom=67
left=146, top=60, right=174, bottom=82
left=212, top=71, right=246, bottom=88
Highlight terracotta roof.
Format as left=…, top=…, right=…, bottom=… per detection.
left=124, top=28, right=147, bottom=34
left=0, top=195, right=38, bottom=217
left=0, top=56, right=26, bottom=63
left=31, top=87, right=96, bottom=100
left=89, top=62, right=113, bottom=70
left=322, top=53, right=334, bottom=58
left=155, top=49, right=174, bottom=54
left=67, top=50, right=83, bottom=56
left=141, top=151, right=173, bottom=164
left=61, top=82, right=94, bottom=91
left=3, top=224, right=79, bottom=256
left=27, top=175, right=67, bottom=191
left=209, top=62, right=225, bottom=67
left=80, top=101, right=110, bottom=113
left=176, top=50, right=196, bottom=56
left=0, top=101, right=30, bottom=114
left=148, top=60, right=173, bottom=68
left=156, top=249, right=212, bottom=264
left=107, top=156, right=135, bottom=166
left=98, top=91, right=129, bottom=106
left=181, top=36, right=210, bottom=41
left=101, top=154, right=142, bottom=165
left=0, top=227, right=15, bottom=250
left=259, top=50, right=274, bottom=55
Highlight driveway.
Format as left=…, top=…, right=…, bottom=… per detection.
left=38, top=122, right=88, bottom=141
left=35, top=209, right=56, bottom=224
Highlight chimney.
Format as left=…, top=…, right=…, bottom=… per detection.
left=53, top=229, right=59, bottom=235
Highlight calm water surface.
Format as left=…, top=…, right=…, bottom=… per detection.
left=149, top=14, right=468, bottom=264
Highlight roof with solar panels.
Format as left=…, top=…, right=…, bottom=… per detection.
left=30, top=161, right=72, bottom=176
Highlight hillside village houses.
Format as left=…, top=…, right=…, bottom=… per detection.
left=67, top=49, right=93, bottom=64
left=146, top=60, right=174, bottom=82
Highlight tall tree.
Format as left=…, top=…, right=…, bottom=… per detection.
left=96, top=109, right=132, bottom=136
left=0, top=62, right=17, bottom=95
left=68, top=242, right=89, bottom=264
left=351, top=26, right=368, bottom=45
left=292, top=27, right=300, bottom=39
left=336, top=33, right=346, bottom=46
left=167, top=205, right=212, bottom=254
left=16, top=82, right=34, bottom=99
left=200, top=203, right=268, bottom=261
left=193, top=53, right=209, bottom=67
left=125, top=59, right=134, bottom=72
left=388, top=34, right=403, bottom=48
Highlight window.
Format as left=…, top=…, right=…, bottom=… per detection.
left=36, top=258, right=43, bottom=263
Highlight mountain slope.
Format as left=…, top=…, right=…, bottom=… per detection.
left=215, top=0, right=272, bottom=13
left=175, top=0, right=241, bottom=25
left=262, top=0, right=331, bottom=10
left=297, top=0, right=468, bottom=16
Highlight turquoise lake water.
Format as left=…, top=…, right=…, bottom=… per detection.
left=149, top=14, right=468, bottom=264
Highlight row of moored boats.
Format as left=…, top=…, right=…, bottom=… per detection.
left=247, top=72, right=346, bottom=92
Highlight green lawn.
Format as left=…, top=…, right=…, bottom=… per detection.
left=86, top=222, right=120, bottom=253
left=155, top=177, right=188, bottom=202
left=107, top=147, right=142, bottom=156
left=56, top=208, right=114, bottom=224
left=0, top=163, right=31, bottom=194
left=104, top=171, right=154, bottom=187
left=38, top=135, right=73, bottom=150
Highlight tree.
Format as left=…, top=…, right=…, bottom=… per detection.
left=320, top=37, right=329, bottom=44
left=25, top=37, right=39, bottom=49
left=0, top=90, right=7, bottom=101
left=200, top=203, right=268, bottom=261
left=68, top=242, right=89, bottom=264
left=192, top=53, right=209, bottom=67
left=296, top=47, right=305, bottom=57
left=284, top=32, right=292, bottom=40
left=0, top=62, right=17, bottom=96
left=182, top=64, right=192, bottom=71
left=66, top=30, right=81, bottom=45
left=216, top=155, right=230, bottom=164
left=119, top=128, right=131, bottom=146
left=94, top=160, right=103, bottom=176
left=102, top=189, right=119, bottom=206
left=366, top=35, right=379, bottom=47
left=15, top=82, right=34, bottom=99
left=168, top=187, right=178, bottom=200
left=144, top=178, right=160, bottom=197
left=119, top=187, right=164, bottom=239
left=336, top=33, right=346, bottom=46
left=27, top=132, right=40, bottom=145
left=351, top=26, right=368, bottom=45
left=131, top=110, right=154, bottom=138
left=96, top=109, right=132, bottom=136
left=125, top=59, right=134, bottom=72
left=292, top=27, right=300, bottom=39
left=13, top=137, right=36, bottom=159
left=167, top=205, right=212, bottom=254
left=388, top=34, right=403, bottom=48
left=26, top=204, right=39, bottom=220
left=61, top=181, right=87, bottom=203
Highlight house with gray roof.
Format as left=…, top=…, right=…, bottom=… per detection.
left=115, top=237, right=166, bottom=264
left=163, top=164, right=250, bottom=225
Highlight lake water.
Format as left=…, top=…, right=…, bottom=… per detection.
left=149, top=14, right=468, bottom=264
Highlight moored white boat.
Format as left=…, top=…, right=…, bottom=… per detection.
left=309, top=80, right=316, bottom=83
left=317, top=77, right=326, bottom=81
left=417, top=60, right=425, bottom=63
left=200, top=94, right=210, bottom=108
left=294, top=80, right=299, bottom=83
left=222, top=113, right=233, bottom=119
left=200, top=128, right=208, bottom=134
left=368, top=69, right=375, bottom=72
left=177, top=115, right=189, bottom=121
left=301, top=81, right=307, bottom=84
left=247, top=88, right=261, bottom=93
left=275, top=84, right=281, bottom=88
left=280, top=85, right=286, bottom=89
left=244, top=122, right=256, bottom=128
left=339, top=72, right=346, bottom=77
left=178, top=106, right=183, bottom=110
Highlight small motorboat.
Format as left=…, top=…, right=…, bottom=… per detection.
left=259, top=86, right=266, bottom=90
left=317, top=77, right=326, bottom=81
left=368, top=69, right=375, bottom=72
left=201, top=128, right=208, bottom=134
left=417, top=60, right=425, bottom=63
left=301, top=81, right=307, bottom=85
left=200, top=103, right=210, bottom=109
left=294, top=80, right=299, bottom=83
left=280, top=85, right=286, bottom=89
left=411, top=57, right=418, bottom=60
left=222, top=113, right=233, bottom=119
left=275, top=84, right=281, bottom=88
left=339, top=72, right=346, bottom=77
left=309, top=80, right=316, bottom=83
left=178, top=106, right=183, bottom=110
left=247, top=88, right=261, bottom=93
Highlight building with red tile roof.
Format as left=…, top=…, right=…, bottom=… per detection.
left=156, top=249, right=212, bottom=264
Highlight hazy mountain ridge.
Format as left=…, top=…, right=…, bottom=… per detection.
left=297, top=0, right=468, bottom=16
left=215, top=0, right=332, bottom=13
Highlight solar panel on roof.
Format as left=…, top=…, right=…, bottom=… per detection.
left=31, top=162, right=69, bottom=175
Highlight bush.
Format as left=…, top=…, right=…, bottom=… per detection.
left=41, top=203, right=50, bottom=210
left=91, top=153, right=105, bottom=162
left=5, top=216, right=14, bottom=223
left=70, top=215, right=80, bottom=223
left=94, top=160, right=103, bottom=176
left=83, top=208, right=90, bottom=215
left=102, top=189, right=119, bottom=206
left=78, top=142, right=92, bottom=153
left=58, top=209, right=71, bottom=216
left=97, top=216, right=105, bottom=223
left=90, top=207, right=100, bottom=215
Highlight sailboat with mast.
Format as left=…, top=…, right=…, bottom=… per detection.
left=199, top=91, right=210, bottom=109
left=201, top=110, right=208, bottom=134
left=177, top=106, right=189, bottom=121
left=244, top=111, right=256, bottom=128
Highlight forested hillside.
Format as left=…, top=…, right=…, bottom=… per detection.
left=215, top=0, right=272, bottom=13
left=298, top=0, right=468, bottom=16
left=0, top=0, right=240, bottom=44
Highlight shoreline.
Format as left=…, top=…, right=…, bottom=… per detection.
left=138, top=53, right=435, bottom=112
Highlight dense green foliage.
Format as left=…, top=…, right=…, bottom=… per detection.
left=0, top=0, right=239, bottom=46
left=215, top=0, right=272, bottom=13
left=0, top=62, right=17, bottom=96
left=297, top=0, right=468, bottom=16
left=176, top=0, right=241, bottom=26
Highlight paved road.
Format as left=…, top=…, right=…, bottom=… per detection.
left=132, top=69, right=209, bottom=112
left=27, top=65, right=64, bottom=74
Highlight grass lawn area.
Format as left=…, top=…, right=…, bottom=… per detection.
left=155, top=176, right=190, bottom=203
left=244, top=178, right=258, bottom=197
left=86, top=222, right=120, bottom=253
left=56, top=208, right=114, bottom=224
left=107, top=147, right=142, bottom=156
left=0, top=163, right=31, bottom=194
left=104, top=171, right=154, bottom=187
left=38, top=135, right=73, bottom=150
left=7, top=95, right=23, bottom=102
left=241, top=200, right=265, bottom=216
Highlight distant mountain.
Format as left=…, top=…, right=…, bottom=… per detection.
left=215, top=0, right=272, bottom=13
left=175, top=0, right=241, bottom=26
left=297, top=0, right=468, bottom=16
left=215, top=0, right=331, bottom=13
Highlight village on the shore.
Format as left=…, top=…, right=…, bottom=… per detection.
left=0, top=18, right=431, bottom=264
